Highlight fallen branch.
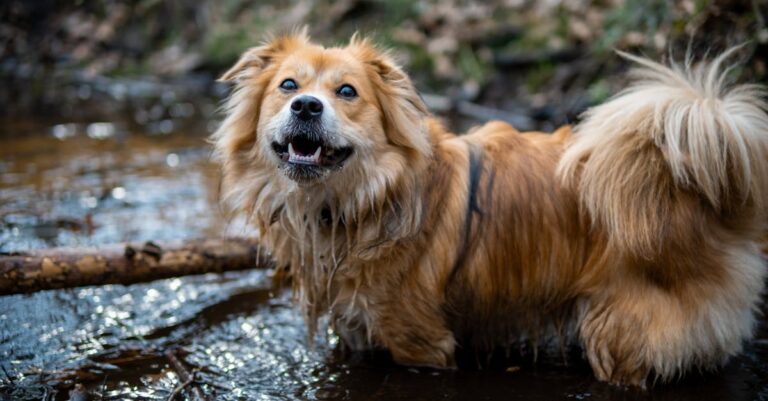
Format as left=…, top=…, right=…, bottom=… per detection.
left=0, top=237, right=272, bottom=295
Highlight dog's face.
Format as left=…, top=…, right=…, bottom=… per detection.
left=259, top=47, right=382, bottom=183
left=216, top=32, right=431, bottom=190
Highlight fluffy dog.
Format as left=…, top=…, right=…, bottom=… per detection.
left=212, top=31, right=768, bottom=387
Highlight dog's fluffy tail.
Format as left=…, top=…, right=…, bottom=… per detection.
left=558, top=48, right=768, bottom=256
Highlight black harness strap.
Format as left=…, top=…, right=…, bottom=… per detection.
left=446, top=144, right=485, bottom=287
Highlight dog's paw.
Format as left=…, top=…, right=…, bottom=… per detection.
left=388, top=334, right=457, bottom=369
left=580, top=303, right=651, bottom=388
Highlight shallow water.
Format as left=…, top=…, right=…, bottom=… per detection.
left=1, top=115, right=767, bottom=401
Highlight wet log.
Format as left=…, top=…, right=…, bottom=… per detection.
left=0, top=237, right=273, bottom=295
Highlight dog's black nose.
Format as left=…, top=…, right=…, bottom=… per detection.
left=290, top=96, right=323, bottom=121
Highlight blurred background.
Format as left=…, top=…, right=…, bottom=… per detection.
left=1, top=1, right=767, bottom=400
left=2, top=0, right=767, bottom=127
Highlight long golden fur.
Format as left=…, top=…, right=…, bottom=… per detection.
left=212, top=31, right=768, bottom=388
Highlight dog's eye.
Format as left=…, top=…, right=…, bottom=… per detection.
left=336, top=84, right=357, bottom=99
left=280, top=79, right=298, bottom=91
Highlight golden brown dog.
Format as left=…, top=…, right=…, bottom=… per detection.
left=212, top=31, right=768, bottom=387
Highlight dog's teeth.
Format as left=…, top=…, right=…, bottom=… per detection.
left=285, top=142, right=322, bottom=164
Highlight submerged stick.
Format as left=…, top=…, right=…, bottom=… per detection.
left=0, top=237, right=273, bottom=295
left=165, top=349, right=207, bottom=401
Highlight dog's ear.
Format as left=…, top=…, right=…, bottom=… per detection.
left=219, top=30, right=310, bottom=82
left=349, top=37, right=432, bottom=160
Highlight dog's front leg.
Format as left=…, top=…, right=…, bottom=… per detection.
left=375, top=309, right=457, bottom=369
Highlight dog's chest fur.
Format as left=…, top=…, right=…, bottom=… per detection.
left=258, top=125, right=589, bottom=357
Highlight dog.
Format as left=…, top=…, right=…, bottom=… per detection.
left=212, top=31, right=768, bottom=388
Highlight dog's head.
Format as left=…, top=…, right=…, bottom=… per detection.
left=214, top=31, right=431, bottom=195
left=213, top=33, right=435, bottom=324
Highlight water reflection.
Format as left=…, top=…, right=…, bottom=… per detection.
left=85, top=122, right=118, bottom=140
left=0, top=120, right=239, bottom=251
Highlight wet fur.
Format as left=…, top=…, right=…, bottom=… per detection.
left=213, top=32, right=768, bottom=388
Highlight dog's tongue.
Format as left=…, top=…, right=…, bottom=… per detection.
left=288, top=143, right=322, bottom=165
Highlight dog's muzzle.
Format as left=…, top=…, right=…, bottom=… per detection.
left=270, top=101, right=353, bottom=182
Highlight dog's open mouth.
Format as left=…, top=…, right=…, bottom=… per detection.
left=271, top=136, right=353, bottom=168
